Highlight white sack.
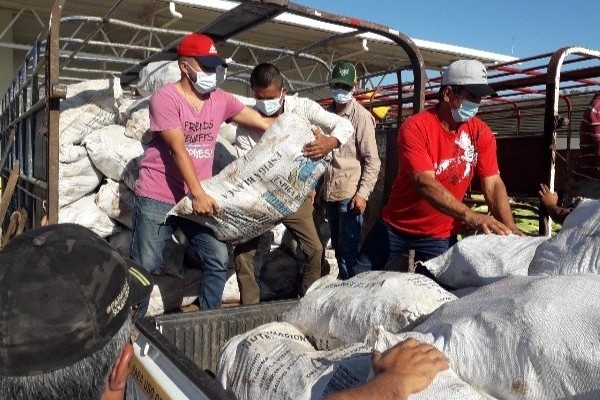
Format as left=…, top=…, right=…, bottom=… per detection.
left=59, top=78, right=121, bottom=145
left=217, top=322, right=372, bottom=400
left=136, top=61, right=181, bottom=97
left=95, top=179, right=136, bottom=229
left=58, top=193, right=119, bottom=238
left=124, top=98, right=151, bottom=143
left=58, top=146, right=103, bottom=208
left=414, top=275, right=600, bottom=400
left=283, top=271, right=456, bottom=350
left=365, top=327, right=495, bottom=400
left=83, top=125, right=144, bottom=181
left=222, top=273, right=241, bottom=304
left=168, top=113, right=330, bottom=243
left=529, top=198, right=600, bottom=276
left=422, top=234, right=548, bottom=289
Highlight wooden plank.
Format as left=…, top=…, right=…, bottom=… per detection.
left=0, top=160, right=20, bottom=227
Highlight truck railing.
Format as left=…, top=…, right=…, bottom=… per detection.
left=0, top=0, right=426, bottom=233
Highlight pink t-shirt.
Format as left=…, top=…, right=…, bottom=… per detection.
left=136, top=84, right=245, bottom=204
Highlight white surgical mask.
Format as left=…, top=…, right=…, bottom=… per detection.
left=185, top=63, right=217, bottom=94
left=451, top=98, right=480, bottom=122
left=255, top=89, right=284, bottom=116
left=331, top=88, right=353, bottom=104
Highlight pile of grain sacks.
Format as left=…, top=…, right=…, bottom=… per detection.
left=56, top=62, right=338, bottom=316
left=218, top=200, right=600, bottom=399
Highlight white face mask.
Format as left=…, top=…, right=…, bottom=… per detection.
left=331, top=88, right=353, bottom=104
left=185, top=63, right=217, bottom=94
left=255, top=89, right=284, bottom=116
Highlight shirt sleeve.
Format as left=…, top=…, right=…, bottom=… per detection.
left=399, top=116, right=435, bottom=174
left=149, top=88, right=182, bottom=132
left=220, top=90, right=246, bottom=121
left=475, top=121, right=500, bottom=178
left=355, top=110, right=381, bottom=200
left=302, top=98, right=353, bottom=146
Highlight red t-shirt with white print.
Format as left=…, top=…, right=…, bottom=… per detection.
left=382, top=108, right=499, bottom=238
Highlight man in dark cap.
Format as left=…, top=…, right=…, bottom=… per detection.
left=0, top=223, right=153, bottom=400
left=356, top=59, right=521, bottom=273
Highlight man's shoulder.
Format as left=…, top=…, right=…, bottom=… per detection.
left=350, top=99, right=376, bottom=121
left=403, top=108, right=436, bottom=127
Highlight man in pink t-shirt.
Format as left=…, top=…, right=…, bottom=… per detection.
left=356, top=60, right=521, bottom=274
left=129, top=33, right=272, bottom=310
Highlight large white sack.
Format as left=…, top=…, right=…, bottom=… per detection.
left=414, top=274, right=600, bottom=400
left=59, top=78, right=122, bottom=145
left=217, top=322, right=372, bottom=400
left=95, top=179, right=135, bottom=229
left=121, top=97, right=151, bottom=143
left=365, top=327, right=495, bottom=400
left=529, top=198, right=600, bottom=276
left=58, top=193, right=119, bottom=238
left=222, top=273, right=241, bottom=304
left=168, top=113, right=330, bottom=243
left=283, top=271, right=457, bottom=350
left=422, top=235, right=548, bottom=289
left=136, top=61, right=181, bottom=97
left=83, top=125, right=145, bottom=181
left=58, top=146, right=103, bottom=208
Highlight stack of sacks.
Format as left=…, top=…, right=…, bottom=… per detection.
left=414, top=274, right=600, bottom=399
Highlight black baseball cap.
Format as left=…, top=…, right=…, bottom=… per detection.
left=0, top=223, right=153, bottom=376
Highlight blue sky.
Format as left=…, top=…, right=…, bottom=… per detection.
left=293, top=1, right=599, bottom=58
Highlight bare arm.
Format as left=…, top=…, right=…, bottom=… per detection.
left=538, top=183, right=571, bottom=224
left=160, top=128, right=218, bottom=215
left=324, top=338, right=449, bottom=400
left=412, top=171, right=512, bottom=235
left=231, top=106, right=274, bottom=132
left=480, top=174, right=521, bottom=234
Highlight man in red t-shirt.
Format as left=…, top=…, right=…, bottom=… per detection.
left=356, top=59, right=520, bottom=273
left=566, top=92, right=600, bottom=203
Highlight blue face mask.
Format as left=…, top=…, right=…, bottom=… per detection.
left=331, top=88, right=353, bottom=104
left=451, top=98, right=480, bottom=122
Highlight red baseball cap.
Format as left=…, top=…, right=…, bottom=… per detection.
left=176, top=33, right=226, bottom=68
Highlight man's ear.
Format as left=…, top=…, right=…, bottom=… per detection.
left=102, top=343, right=134, bottom=400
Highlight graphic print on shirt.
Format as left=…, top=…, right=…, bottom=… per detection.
left=184, top=119, right=215, bottom=159
left=434, top=131, right=477, bottom=186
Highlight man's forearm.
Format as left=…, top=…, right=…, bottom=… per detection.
left=323, top=374, right=408, bottom=400
left=412, top=173, right=473, bottom=222
left=481, top=176, right=518, bottom=229
left=171, top=150, right=205, bottom=197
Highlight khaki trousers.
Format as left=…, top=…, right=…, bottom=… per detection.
left=233, top=199, right=324, bottom=304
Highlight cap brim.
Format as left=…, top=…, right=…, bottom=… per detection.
left=464, top=84, right=497, bottom=97
left=328, top=78, right=354, bottom=87
left=124, top=259, right=153, bottom=306
left=195, top=55, right=227, bottom=68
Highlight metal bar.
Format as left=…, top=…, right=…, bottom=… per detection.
left=0, top=98, right=47, bottom=136
left=47, top=0, right=66, bottom=225
left=59, top=0, right=127, bottom=70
